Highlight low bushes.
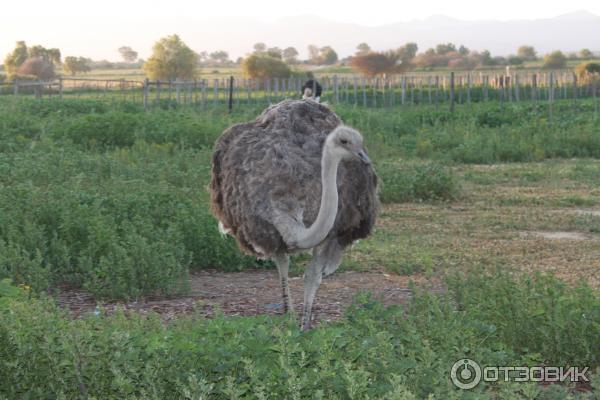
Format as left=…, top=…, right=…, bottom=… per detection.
left=1, top=97, right=599, bottom=298
left=378, top=161, right=459, bottom=203
left=0, top=140, right=259, bottom=299
left=0, top=270, right=597, bottom=399
left=338, top=102, right=600, bottom=164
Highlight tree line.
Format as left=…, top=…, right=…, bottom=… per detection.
left=1, top=36, right=598, bottom=83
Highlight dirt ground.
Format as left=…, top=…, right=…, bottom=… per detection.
left=55, top=270, right=443, bottom=325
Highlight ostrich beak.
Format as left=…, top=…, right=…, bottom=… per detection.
left=356, top=148, right=371, bottom=165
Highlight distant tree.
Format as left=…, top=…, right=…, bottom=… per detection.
left=355, top=43, right=371, bottom=56
left=209, top=50, right=230, bottom=64
left=578, top=49, right=593, bottom=60
left=395, top=42, right=418, bottom=65
left=307, top=44, right=320, bottom=64
left=575, top=62, right=600, bottom=83
left=47, top=48, right=62, bottom=65
left=458, top=45, right=470, bottom=56
left=507, top=55, right=524, bottom=66
left=517, top=45, right=537, bottom=61
left=4, top=41, right=62, bottom=78
left=3, top=41, right=29, bottom=77
left=492, top=56, right=507, bottom=66
left=63, top=56, right=91, bottom=75
left=28, top=45, right=61, bottom=65
left=253, top=43, right=267, bottom=53
left=448, top=57, right=472, bottom=69
left=266, top=47, right=282, bottom=59
left=319, top=46, right=338, bottom=65
left=543, top=51, right=567, bottom=69
left=143, top=34, right=197, bottom=80
left=118, top=46, right=138, bottom=62
left=349, top=51, right=400, bottom=76
left=479, top=50, right=494, bottom=66
left=241, top=54, right=291, bottom=79
left=197, top=51, right=208, bottom=65
left=282, top=47, right=299, bottom=64
left=414, top=48, right=440, bottom=68
left=16, top=57, right=56, bottom=79
left=435, top=43, right=456, bottom=55
left=93, top=60, right=115, bottom=69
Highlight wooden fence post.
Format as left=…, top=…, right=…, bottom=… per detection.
left=35, top=80, right=41, bottom=99
left=572, top=73, right=578, bottom=105
left=213, top=79, right=219, bottom=107
left=228, top=76, right=234, bottom=113
left=143, top=78, right=149, bottom=110
left=593, top=78, right=598, bottom=119
left=483, top=75, right=489, bottom=102
left=362, top=77, right=367, bottom=107
left=156, top=80, right=161, bottom=104
left=434, top=76, right=439, bottom=107
left=13, top=79, right=19, bottom=96
left=58, top=77, right=63, bottom=100
left=466, top=74, right=471, bottom=104
left=548, top=72, right=554, bottom=118
left=333, top=75, right=339, bottom=104
left=427, top=76, right=432, bottom=104
left=449, top=72, right=455, bottom=113
left=401, top=76, right=406, bottom=105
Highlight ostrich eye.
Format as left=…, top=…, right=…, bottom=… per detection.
left=340, top=139, right=348, bottom=145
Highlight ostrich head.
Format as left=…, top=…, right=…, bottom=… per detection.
left=325, top=126, right=371, bottom=165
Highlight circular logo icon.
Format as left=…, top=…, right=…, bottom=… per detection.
left=451, top=358, right=482, bottom=389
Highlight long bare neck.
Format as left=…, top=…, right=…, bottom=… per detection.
left=294, top=145, right=340, bottom=249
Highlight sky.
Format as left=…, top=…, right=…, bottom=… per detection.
left=2, top=0, right=600, bottom=61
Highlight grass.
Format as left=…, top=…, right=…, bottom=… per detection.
left=1, top=268, right=598, bottom=399
left=344, top=160, right=600, bottom=286
left=54, top=59, right=600, bottom=81
left=0, top=97, right=599, bottom=298
left=0, top=96, right=598, bottom=398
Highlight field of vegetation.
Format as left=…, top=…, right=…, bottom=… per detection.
left=38, top=59, right=600, bottom=82
left=0, top=97, right=598, bottom=398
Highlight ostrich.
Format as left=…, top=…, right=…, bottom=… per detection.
left=210, top=100, right=378, bottom=330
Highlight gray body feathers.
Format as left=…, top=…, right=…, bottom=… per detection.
left=210, top=100, right=379, bottom=256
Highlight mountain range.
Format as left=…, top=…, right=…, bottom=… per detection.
left=2, top=10, right=599, bottom=61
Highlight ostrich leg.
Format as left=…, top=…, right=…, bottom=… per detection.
left=273, top=253, right=294, bottom=314
left=301, top=240, right=343, bottom=331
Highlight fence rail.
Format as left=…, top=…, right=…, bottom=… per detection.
left=0, top=71, right=598, bottom=111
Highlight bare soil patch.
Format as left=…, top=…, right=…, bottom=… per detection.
left=572, top=209, right=600, bottom=217
left=55, top=270, right=443, bottom=325
left=519, top=231, right=594, bottom=241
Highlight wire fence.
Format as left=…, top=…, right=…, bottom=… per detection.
left=0, top=71, right=598, bottom=112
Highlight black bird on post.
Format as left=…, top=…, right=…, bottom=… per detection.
left=302, top=79, right=322, bottom=102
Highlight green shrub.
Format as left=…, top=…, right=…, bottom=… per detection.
left=55, top=112, right=139, bottom=148
left=0, top=139, right=258, bottom=299
left=378, top=162, right=459, bottom=203
left=0, top=270, right=596, bottom=399
left=242, top=54, right=292, bottom=79
left=1, top=97, right=600, bottom=299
